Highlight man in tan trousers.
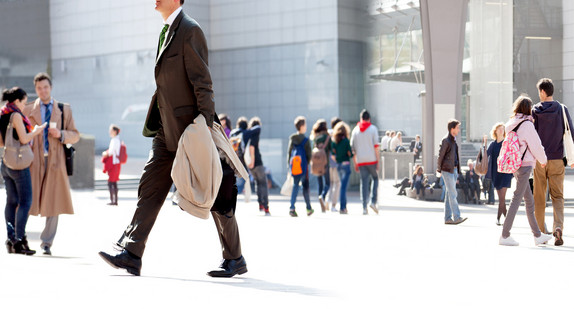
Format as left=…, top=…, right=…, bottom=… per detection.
left=25, top=72, right=80, bottom=255
left=532, top=78, right=574, bottom=246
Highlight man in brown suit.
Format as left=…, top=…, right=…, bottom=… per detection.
left=24, top=73, right=80, bottom=256
left=99, top=0, right=247, bottom=277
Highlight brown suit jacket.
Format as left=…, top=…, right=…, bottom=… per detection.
left=143, top=10, right=216, bottom=152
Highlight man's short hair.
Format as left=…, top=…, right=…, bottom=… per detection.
left=236, top=116, right=248, bottom=130
left=34, top=72, right=52, bottom=86
left=385, top=131, right=390, bottom=136
left=180, top=0, right=185, bottom=4
left=360, top=109, right=370, bottom=121
left=294, top=116, right=306, bottom=131
left=537, top=78, right=554, bottom=97
left=447, top=119, right=461, bottom=132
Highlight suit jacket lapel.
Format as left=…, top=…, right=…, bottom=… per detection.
left=51, top=99, right=62, bottom=129
left=28, top=99, right=43, bottom=126
left=156, top=10, right=184, bottom=65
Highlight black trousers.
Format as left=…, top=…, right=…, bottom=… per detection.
left=118, top=129, right=242, bottom=260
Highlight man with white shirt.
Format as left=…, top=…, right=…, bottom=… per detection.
left=99, top=0, right=247, bottom=278
left=380, top=131, right=390, bottom=151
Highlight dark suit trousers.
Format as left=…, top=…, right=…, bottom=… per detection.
left=118, top=129, right=242, bottom=260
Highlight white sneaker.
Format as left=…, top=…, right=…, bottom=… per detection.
left=534, top=233, right=552, bottom=246
left=370, top=203, right=379, bottom=214
left=499, top=236, right=519, bottom=246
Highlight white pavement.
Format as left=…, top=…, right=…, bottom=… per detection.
left=2, top=178, right=574, bottom=308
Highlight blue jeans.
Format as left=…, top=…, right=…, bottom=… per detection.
left=440, top=177, right=446, bottom=201
left=442, top=171, right=462, bottom=221
left=2, top=163, right=32, bottom=242
left=290, top=171, right=311, bottom=210
left=317, top=164, right=330, bottom=200
left=236, top=176, right=246, bottom=195
left=413, top=180, right=424, bottom=196
left=337, top=162, right=351, bottom=211
left=359, top=164, right=378, bottom=208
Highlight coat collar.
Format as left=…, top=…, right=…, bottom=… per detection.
left=29, top=98, right=61, bottom=126
left=156, top=10, right=184, bottom=64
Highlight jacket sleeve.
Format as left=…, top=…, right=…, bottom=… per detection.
left=350, top=129, right=356, bottom=153
left=565, top=105, right=574, bottom=143
left=305, top=138, right=312, bottom=162
left=523, top=122, right=548, bottom=165
left=184, top=26, right=215, bottom=127
left=62, top=105, right=80, bottom=145
left=437, top=138, right=448, bottom=172
left=286, top=138, right=293, bottom=166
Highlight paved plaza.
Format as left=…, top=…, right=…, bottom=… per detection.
left=1, top=164, right=574, bottom=308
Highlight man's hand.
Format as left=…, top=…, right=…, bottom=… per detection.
left=48, top=128, right=61, bottom=139
left=541, top=163, right=547, bottom=168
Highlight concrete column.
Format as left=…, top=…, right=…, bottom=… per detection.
left=420, top=0, right=468, bottom=172
left=419, top=91, right=434, bottom=173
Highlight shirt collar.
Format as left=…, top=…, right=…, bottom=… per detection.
left=41, top=98, right=53, bottom=106
left=163, top=7, right=182, bottom=28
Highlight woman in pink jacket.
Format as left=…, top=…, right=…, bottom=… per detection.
left=499, top=96, right=553, bottom=246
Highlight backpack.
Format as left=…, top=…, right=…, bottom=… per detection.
left=119, top=142, right=128, bottom=164
left=229, top=131, right=245, bottom=161
left=497, top=120, right=528, bottom=174
left=310, top=140, right=328, bottom=176
left=290, top=137, right=308, bottom=176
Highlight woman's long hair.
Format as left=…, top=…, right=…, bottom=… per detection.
left=310, top=119, right=328, bottom=140
left=332, top=121, right=349, bottom=143
left=512, top=95, right=533, bottom=117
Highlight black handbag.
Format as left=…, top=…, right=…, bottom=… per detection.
left=58, top=103, right=75, bottom=176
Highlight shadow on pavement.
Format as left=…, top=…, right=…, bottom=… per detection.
left=144, top=276, right=328, bottom=297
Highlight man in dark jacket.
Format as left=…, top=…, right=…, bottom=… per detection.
left=437, top=119, right=467, bottom=225
left=287, top=116, right=314, bottom=217
left=532, top=78, right=574, bottom=246
left=410, top=134, right=423, bottom=163
left=98, top=0, right=247, bottom=277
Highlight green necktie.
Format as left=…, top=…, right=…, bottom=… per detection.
left=157, top=24, right=169, bottom=55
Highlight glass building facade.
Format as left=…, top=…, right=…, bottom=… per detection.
left=0, top=0, right=570, bottom=179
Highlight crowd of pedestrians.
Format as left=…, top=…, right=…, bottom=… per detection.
left=0, top=0, right=571, bottom=274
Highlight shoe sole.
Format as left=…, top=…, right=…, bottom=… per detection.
left=370, top=205, right=379, bottom=214
left=98, top=252, right=140, bottom=276
left=207, top=266, right=248, bottom=278
left=554, top=229, right=564, bottom=246
left=453, top=218, right=467, bottom=225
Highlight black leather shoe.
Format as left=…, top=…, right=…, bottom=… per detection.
left=14, top=239, right=36, bottom=255
left=207, top=256, right=247, bottom=278
left=98, top=250, right=142, bottom=276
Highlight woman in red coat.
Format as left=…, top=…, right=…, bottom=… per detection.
left=102, top=125, right=121, bottom=205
